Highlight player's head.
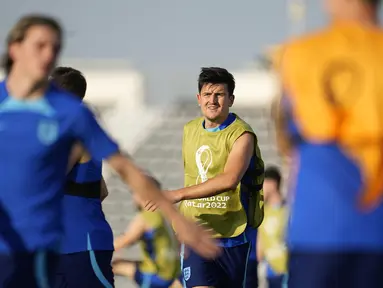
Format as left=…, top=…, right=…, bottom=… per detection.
left=2, top=14, right=62, bottom=81
left=263, top=166, right=282, bottom=202
left=324, top=0, right=381, bottom=19
left=197, top=67, right=235, bottom=123
left=51, top=67, right=87, bottom=100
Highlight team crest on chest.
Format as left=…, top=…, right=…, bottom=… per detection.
left=183, top=266, right=191, bottom=281
left=37, top=119, right=59, bottom=145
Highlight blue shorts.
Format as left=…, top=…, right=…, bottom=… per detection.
left=245, top=258, right=258, bottom=288
left=288, top=251, right=383, bottom=288
left=54, top=250, right=114, bottom=288
left=181, top=242, right=250, bottom=288
left=134, top=266, right=174, bottom=288
left=0, top=251, right=57, bottom=288
left=267, top=275, right=286, bottom=288
left=245, top=239, right=258, bottom=288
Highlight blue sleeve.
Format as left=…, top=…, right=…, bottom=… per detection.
left=72, top=104, right=119, bottom=161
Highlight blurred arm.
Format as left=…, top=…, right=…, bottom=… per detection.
left=256, top=232, right=264, bottom=262
left=114, top=214, right=146, bottom=251
left=106, top=153, right=184, bottom=220
left=74, top=105, right=220, bottom=259
left=67, top=143, right=86, bottom=173
left=271, top=93, right=292, bottom=158
left=100, top=177, right=109, bottom=202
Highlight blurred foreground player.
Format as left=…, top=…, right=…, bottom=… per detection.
left=113, top=177, right=181, bottom=288
left=0, top=14, right=219, bottom=288
left=276, top=0, right=383, bottom=287
left=51, top=67, right=114, bottom=287
left=147, top=68, right=265, bottom=288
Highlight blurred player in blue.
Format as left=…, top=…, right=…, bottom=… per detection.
left=276, top=0, right=383, bottom=287
left=50, top=67, right=114, bottom=287
left=0, top=14, right=220, bottom=288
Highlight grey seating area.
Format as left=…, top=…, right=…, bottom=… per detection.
left=103, top=101, right=281, bottom=287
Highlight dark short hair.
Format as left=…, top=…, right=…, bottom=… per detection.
left=365, top=0, right=381, bottom=6
left=51, top=67, right=87, bottom=99
left=198, top=67, right=235, bottom=95
left=2, top=14, right=62, bottom=75
left=265, top=166, right=282, bottom=190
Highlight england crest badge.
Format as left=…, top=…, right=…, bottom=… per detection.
left=37, top=119, right=59, bottom=145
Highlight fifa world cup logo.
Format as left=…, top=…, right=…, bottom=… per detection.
left=195, top=145, right=213, bottom=184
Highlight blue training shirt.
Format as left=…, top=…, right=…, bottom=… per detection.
left=283, top=95, right=383, bottom=251
left=60, top=159, right=114, bottom=254
left=0, top=80, right=119, bottom=253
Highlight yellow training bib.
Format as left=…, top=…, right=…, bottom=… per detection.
left=139, top=210, right=180, bottom=280
left=180, top=114, right=264, bottom=238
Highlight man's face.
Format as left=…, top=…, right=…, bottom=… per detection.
left=9, top=25, right=60, bottom=81
left=324, top=0, right=349, bottom=17
left=263, top=178, right=278, bottom=202
left=197, top=83, right=234, bottom=122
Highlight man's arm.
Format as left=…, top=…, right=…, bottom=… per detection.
left=271, top=92, right=294, bottom=158
left=167, top=132, right=254, bottom=202
left=67, top=143, right=85, bottom=173
left=114, top=214, right=146, bottom=251
left=100, top=177, right=109, bottom=202
left=68, top=143, right=108, bottom=202
left=106, top=153, right=220, bottom=257
left=256, top=233, right=264, bottom=262
left=73, top=105, right=220, bottom=259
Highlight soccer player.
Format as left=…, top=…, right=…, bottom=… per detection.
left=113, top=176, right=181, bottom=288
left=50, top=67, right=115, bottom=287
left=257, top=166, right=287, bottom=288
left=148, top=67, right=265, bottom=288
left=0, top=14, right=219, bottom=287
left=276, top=0, right=383, bottom=287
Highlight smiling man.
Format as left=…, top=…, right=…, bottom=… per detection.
left=166, top=67, right=265, bottom=288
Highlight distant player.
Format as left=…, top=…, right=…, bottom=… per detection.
left=50, top=67, right=114, bottom=287
left=276, top=0, right=383, bottom=287
left=0, top=14, right=219, bottom=287
left=257, top=166, right=287, bottom=288
left=147, top=67, right=265, bottom=288
left=113, top=176, right=181, bottom=288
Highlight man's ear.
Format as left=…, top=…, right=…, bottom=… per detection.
left=229, top=94, right=235, bottom=107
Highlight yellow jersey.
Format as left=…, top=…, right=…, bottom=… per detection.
left=281, top=22, right=383, bottom=208
left=259, top=204, right=288, bottom=275
left=139, top=210, right=180, bottom=280
left=180, top=113, right=264, bottom=238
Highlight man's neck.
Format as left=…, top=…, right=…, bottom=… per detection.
left=267, top=193, right=282, bottom=207
left=6, top=69, right=48, bottom=100
left=204, top=114, right=229, bottom=129
left=332, top=5, right=378, bottom=26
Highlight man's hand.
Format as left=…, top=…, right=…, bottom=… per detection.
left=113, top=236, right=126, bottom=252
left=172, top=214, right=221, bottom=259
left=165, top=190, right=182, bottom=204
left=144, top=190, right=181, bottom=212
